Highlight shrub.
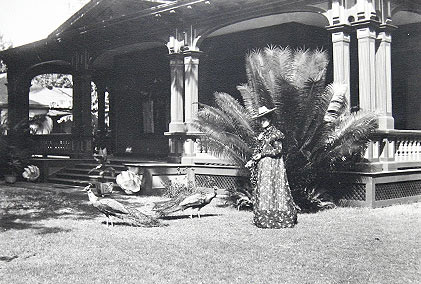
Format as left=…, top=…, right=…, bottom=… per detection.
left=194, top=46, right=378, bottom=211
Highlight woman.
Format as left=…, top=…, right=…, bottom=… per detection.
left=246, top=106, right=297, bottom=228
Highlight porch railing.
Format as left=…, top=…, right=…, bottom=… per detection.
left=28, top=130, right=421, bottom=168
left=195, top=129, right=421, bottom=169
left=367, top=129, right=421, bottom=170
left=31, top=134, right=93, bottom=158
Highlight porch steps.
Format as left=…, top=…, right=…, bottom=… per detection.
left=46, top=160, right=130, bottom=187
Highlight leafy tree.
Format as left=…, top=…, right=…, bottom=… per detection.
left=32, top=73, right=73, bottom=88
left=194, top=46, right=378, bottom=211
left=0, top=34, right=12, bottom=73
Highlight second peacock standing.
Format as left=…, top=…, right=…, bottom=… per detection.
left=246, top=106, right=298, bottom=229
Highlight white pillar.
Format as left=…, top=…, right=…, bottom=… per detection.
left=184, top=52, right=200, bottom=132
left=182, top=52, right=201, bottom=164
left=356, top=25, right=377, bottom=111
left=331, top=29, right=351, bottom=103
left=169, top=55, right=185, bottom=133
left=375, top=26, right=394, bottom=129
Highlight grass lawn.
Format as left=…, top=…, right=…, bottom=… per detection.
left=1, top=182, right=420, bottom=284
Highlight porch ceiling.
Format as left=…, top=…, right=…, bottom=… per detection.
left=2, top=0, right=315, bottom=67
left=50, top=0, right=322, bottom=50
left=1, top=0, right=420, bottom=71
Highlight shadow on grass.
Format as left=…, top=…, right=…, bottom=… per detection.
left=0, top=255, right=18, bottom=262
left=99, top=220, right=168, bottom=228
left=159, top=213, right=221, bottom=220
left=0, top=183, right=97, bottom=233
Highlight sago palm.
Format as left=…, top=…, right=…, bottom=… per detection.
left=194, top=46, right=378, bottom=211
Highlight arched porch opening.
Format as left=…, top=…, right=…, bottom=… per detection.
left=29, top=73, right=73, bottom=135
left=92, top=43, right=171, bottom=157
left=197, top=12, right=332, bottom=107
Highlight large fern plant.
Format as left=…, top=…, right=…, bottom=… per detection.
left=194, top=46, right=378, bottom=211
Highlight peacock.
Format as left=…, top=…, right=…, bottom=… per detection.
left=153, top=186, right=218, bottom=218
left=84, top=184, right=162, bottom=227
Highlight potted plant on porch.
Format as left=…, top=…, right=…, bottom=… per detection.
left=0, top=144, right=29, bottom=183
left=89, top=148, right=115, bottom=196
left=0, top=121, right=31, bottom=183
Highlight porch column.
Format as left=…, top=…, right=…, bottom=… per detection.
left=95, top=80, right=106, bottom=149
left=6, top=68, right=30, bottom=135
left=375, top=25, right=395, bottom=129
left=166, top=54, right=185, bottom=162
left=169, top=55, right=185, bottom=133
left=330, top=27, right=351, bottom=102
left=182, top=51, right=201, bottom=164
left=108, top=86, right=116, bottom=154
left=97, top=81, right=106, bottom=134
left=72, top=71, right=92, bottom=157
left=72, top=72, right=92, bottom=137
left=166, top=28, right=203, bottom=164
left=184, top=52, right=201, bottom=131
left=356, top=24, right=377, bottom=112
left=71, top=49, right=93, bottom=157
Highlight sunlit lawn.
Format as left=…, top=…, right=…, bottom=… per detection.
left=1, top=182, right=420, bottom=284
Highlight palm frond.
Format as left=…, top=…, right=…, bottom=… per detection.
left=245, top=49, right=275, bottom=109
left=196, top=104, right=238, bottom=134
left=295, top=76, right=328, bottom=145
left=214, top=92, right=256, bottom=137
left=237, top=84, right=260, bottom=116
left=272, top=76, right=301, bottom=133
left=324, top=111, right=378, bottom=163
left=200, top=127, right=253, bottom=165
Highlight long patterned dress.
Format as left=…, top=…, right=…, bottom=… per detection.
left=251, top=125, right=297, bottom=228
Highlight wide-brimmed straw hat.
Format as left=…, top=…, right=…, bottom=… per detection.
left=252, top=106, right=276, bottom=119
left=116, top=170, right=142, bottom=194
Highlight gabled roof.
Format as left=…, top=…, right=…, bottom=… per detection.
left=49, top=0, right=179, bottom=39
left=1, top=0, right=421, bottom=69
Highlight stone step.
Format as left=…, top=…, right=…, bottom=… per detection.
left=71, top=163, right=127, bottom=170
left=55, top=172, right=117, bottom=181
left=46, top=159, right=142, bottom=188
left=48, top=177, right=92, bottom=187
left=63, top=167, right=124, bottom=175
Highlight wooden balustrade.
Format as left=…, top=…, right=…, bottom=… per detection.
left=27, top=130, right=421, bottom=168
left=196, top=136, right=209, bottom=154
left=31, top=134, right=93, bottom=158
left=368, top=129, right=421, bottom=170
left=197, top=130, right=421, bottom=168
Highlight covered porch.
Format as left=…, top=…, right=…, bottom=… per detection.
left=1, top=0, right=421, bottom=205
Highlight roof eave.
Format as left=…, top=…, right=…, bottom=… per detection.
left=47, top=0, right=105, bottom=39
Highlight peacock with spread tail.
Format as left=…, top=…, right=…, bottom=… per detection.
left=84, top=184, right=162, bottom=227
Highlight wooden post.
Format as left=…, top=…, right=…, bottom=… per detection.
left=375, top=25, right=395, bottom=129
left=6, top=68, right=30, bottom=135
left=330, top=27, right=351, bottom=103
left=168, top=55, right=185, bottom=133
left=356, top=24, right=377, bottom=112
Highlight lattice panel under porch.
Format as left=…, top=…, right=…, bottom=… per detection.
left=340, top=184, right=366, bottom=201
left=375, top=181, right=421, bottom=201
left=195, top=174, right=248, bottom=191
